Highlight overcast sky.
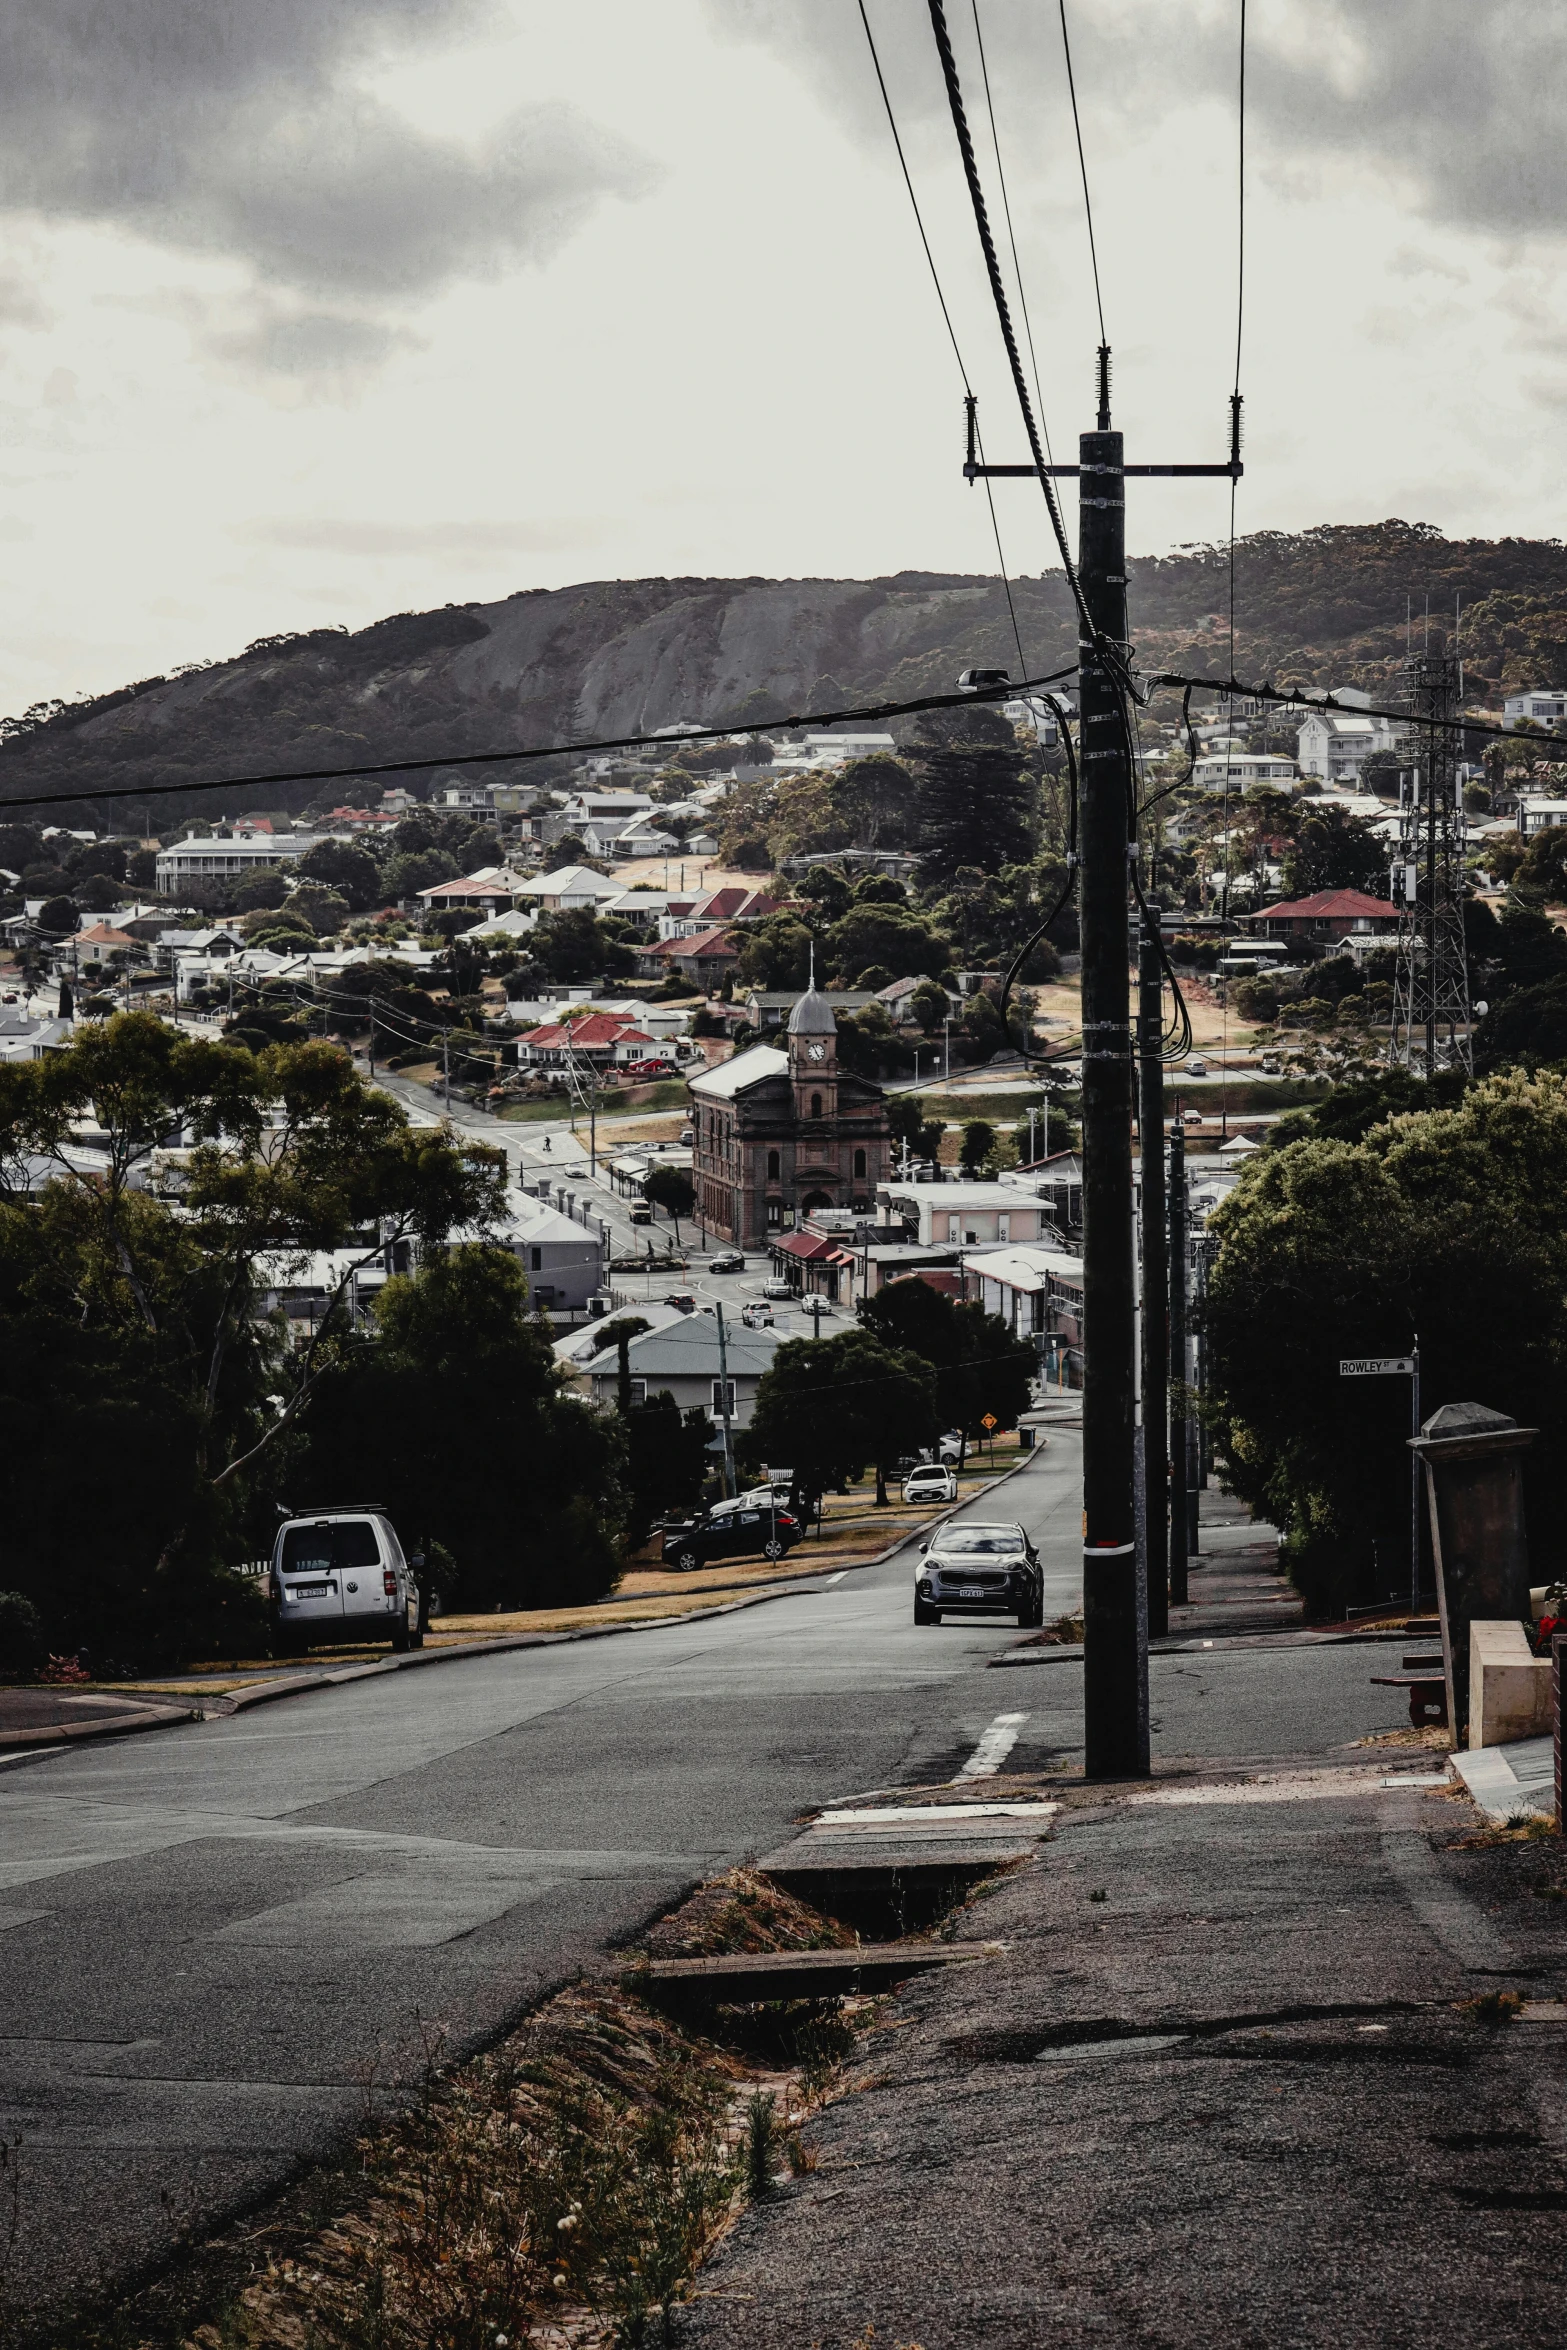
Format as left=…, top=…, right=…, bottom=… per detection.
left=1, top=0, right=1564, bottom=713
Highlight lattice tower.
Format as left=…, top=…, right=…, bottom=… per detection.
left=1391, top=652, right=1472, bottom=1075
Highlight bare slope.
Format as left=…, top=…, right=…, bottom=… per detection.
left=5, top=522, right=1567, bottom=825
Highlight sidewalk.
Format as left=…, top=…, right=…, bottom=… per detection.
left=684, top=1765, right=1567, bottom=2349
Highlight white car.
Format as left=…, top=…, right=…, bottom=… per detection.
left=271, top=1504, right=423, bottom=1655
left=760, top=1277, right=794, bottom=1301
left=1187, top=1057, right=1209, bottom=1076
left=903, top=1462, right=958, bottom=1505
left=741, top=1301, right=774, bottom=1328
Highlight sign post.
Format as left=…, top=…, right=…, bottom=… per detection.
left=1339, top=1341, right=1421, bottom=1609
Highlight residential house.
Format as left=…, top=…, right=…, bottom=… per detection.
left=498, top=1188, right=606, bottom=1319
left=1243, top=887, right=1399, bottom=943
left=513, top=1013, right=659, bottom=1073
left=1191, top=752, right=1298, bottom=790
left=875, top=1181, right=1057, bottom=1249
left=1503, top=689, right=1567, bottom=725
left=563, top=1310, right=785, bottom=1428
left=0, top=1009, right=73, bottom=1063
left=1516, top=795, right=1567, bottom=838
left=961, top=1244, right=1085, bottom=1385
left=660, top=887, right=781, bottom=942
left=154, top=832, right=319, bottom=896
left=413, top=865, right=532, bottom=916
left=514, top=866, right=627, bottom=914
left=652, top=925, right=740, bottom=990
left=742, top=987, right=875, bottom=1032
left=1295, top=691, right=1403, bottom=783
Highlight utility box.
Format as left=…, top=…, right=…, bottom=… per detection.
left=1468, top=1620, right=1551, bottom=1751
left=1410, top=1403, right=1536, bottom=1746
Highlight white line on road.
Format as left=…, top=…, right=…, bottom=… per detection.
left=953, top=1711, right=1029, bottom=1781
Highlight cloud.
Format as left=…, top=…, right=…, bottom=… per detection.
left=236, top=514, right=606, bottom=555
left=710, top=0, right=1567, bottom=248
left=0, top=2, right=655, bottom=306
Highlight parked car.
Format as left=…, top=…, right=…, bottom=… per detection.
left=663, top=1292, right=697, bottom=1313
left=903, top=1462, right=958, bottom=1506
left=1186, top=1057, right=1209, bottom=1076
left=913, top=1520, right=1043, bottom=1628
left=761, top=1277, right=794, bottom=1301
left=741, top=1301, right=775, bottom=1328
left=621, top=1058, right=677, bottom=1080
left=661, top=1493, right=803, bottom=1571
left=709, top=1250, right=745, bottom=1273
left=679, top=1126, right=695, bottom=1146
left=271, top=1504, right=423, bottom=1654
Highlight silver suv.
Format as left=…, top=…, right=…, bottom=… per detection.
left=271, top=1505, right=423, bottom=1655
left=914, top=1520, right=1043, bottom=1628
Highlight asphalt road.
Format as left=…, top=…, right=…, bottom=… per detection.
left=0, top=1427, right=1408, bottom=2318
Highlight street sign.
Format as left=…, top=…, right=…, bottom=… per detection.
left=981, top=1412, right=998, bottom=1429
left=1339, top=1357, right=1415, bottom=1377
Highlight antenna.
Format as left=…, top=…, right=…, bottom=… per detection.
left=1096, top=343, right=1111, bottom=431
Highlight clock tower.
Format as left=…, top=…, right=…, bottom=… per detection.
left=787, top=977, right=839, bottom=1127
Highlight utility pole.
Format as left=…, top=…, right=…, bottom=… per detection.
left=1138, top=931, right=1169, bottom=1641
left=1168, top=1113, right=1190, bottom=1610
left=442, top=1030, right=450, bottom=1113
left=1075, top=351, right=1147, bottom=1778
left=961, top=345, right=1239, bottom=1778
left=714, top=1300, right=736, bottom=1498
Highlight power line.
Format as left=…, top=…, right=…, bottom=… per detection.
left=1057, top=0, right=1107, bottom=347
left=970, top=0, right=1054, bottom=471
left=924, top=0, right=1095, bottom=643
left=0, top=666, right=1077, bottom=821
left=1147, top=669, right=1537, bottom=747
left=855, top=0, right=1027, bottom=680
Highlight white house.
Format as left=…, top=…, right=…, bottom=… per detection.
left=1191, top=752, right=1297, bottom=790
left=154, top=833, right=319, bottom=896
left=1296, top=691, right=1403, bottom=783
left=876, top=1181, right=1056, bottom=1249
left=560, top=1310, right=785, bottom=1427
left=1503, top=689, right=1567, bottom=724
left=1517, top=795, right=1567, bottom=838
left=961, top=1243, right=1085, bottom=1365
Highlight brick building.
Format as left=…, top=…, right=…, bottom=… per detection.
left=688, top=983, right=891, bottom=1245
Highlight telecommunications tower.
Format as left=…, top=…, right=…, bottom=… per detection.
left=1391, top=651, right=1472, bottom=1075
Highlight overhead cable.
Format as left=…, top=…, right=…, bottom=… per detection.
left=1057, top=0, right=1107, bottom=348
left=0, top=666, right=1078, bottom=820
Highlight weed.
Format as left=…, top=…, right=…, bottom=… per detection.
left=744, top=2093, right=778, bottom=2201
left=1089, top=1889, right=1108, bottom=1904
left=1460, top=1990, right=1525, bottom=2026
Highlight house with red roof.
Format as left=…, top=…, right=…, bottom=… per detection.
left=651, top=925, right=740, bottom=988
left=514, top=1013, right=657, bottom=1072
left=1243, top=887, right=1398, bottom=943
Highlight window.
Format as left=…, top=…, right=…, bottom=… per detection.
left=281, top=1520, right=381, bottom=1576
left=810, top=1093, right=822, bottom=1120
left=853, top=1147, right=866, bottom=1179
left=767, top=1200, right=782, bottom=1228
left=767, top=1149, right=781, bottom=1181
left=529, top=1246, right=542, bottom=1271
left=712, top=1378, right=736, bottom=1415
left=627, top=1378, right=646, bottom=1408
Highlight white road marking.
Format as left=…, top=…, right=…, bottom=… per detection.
left=952, top=1711, right=1029, bottom=1781
left=815, top=1802, right=1057, bottom=1825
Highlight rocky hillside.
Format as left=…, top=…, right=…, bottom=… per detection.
left=6, top=521, right=1567, bottom=827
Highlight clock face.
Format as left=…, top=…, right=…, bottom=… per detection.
left=806, top=1041, right=826, bottom=1062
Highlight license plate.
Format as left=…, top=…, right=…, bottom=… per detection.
left=292, top=1585, right=332, bottom=1598
left=959, top=1586, right=986, bottom=1599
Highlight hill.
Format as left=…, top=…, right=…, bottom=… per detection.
left=4, top=520, right=1567, bottom=828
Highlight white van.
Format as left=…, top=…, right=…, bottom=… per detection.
left=270, top=1504, right=423, bottom=1656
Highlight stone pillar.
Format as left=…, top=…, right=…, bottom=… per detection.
left=1409, top=1402, right=1536, bottom=1747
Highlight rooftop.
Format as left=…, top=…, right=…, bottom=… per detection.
left=689, top=1043, right=789, bottom=1100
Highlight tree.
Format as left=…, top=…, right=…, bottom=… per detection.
left=597, top=1315, right=653, bottom=1415
left=280, top=882, right=350, bottom=936
left=743, top=1330, right=937, bottom=1507
left=384, top=848, right=459, bottom=901
left=232, top=867, right=291, bottom=913
left=37, top=895, right=78, bottom=933
left=732, top=914, right=815, bottom=991
left=960, top=1119, right=996, bottom=1174
left=0, top=1015, right=504, bottom=1659
left=859, top=1278, right=1036, bottom=1459
left=1475, top=976, right=1567, bottom=1072
left=912, top=707, right=1037, bottom=887
left=531, top=908, right=633, bottom=982
left=1207, top=1069, right=1567, bottom=1617
left=625, top=1392, right=714, bottom=1546
left=830, top=755, right=917, bottom=849
left=825, top=905, right=951, bottom=986
left=643, top=1163, right=695, bottom=1245
left=1281, top=809, right=1387, bottom=900
left=886, top=1091, right=944, bottom=1169
left=299, top=1247, right=626, bottom=1611
left=296, top=838, right=386, bottom=911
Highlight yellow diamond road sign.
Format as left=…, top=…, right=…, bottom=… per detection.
left=981, top=1412, right=998, bottom=1429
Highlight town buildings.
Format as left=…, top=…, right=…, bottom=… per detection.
left=1295, top=692, right=1403, bottom=783
left=1243, top=886, right=1399, bottom=944
left=688, top=982, right=891, bottom=1244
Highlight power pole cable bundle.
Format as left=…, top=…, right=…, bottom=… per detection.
left=1391, top=652, right=1473, bottom=1077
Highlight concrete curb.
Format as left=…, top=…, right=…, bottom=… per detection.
left=0, top=1451, right=1041, bottom=1767
left=0, top=1701, right=201, bottom=1750
left=989, top=1627, right=1427, bottom=1668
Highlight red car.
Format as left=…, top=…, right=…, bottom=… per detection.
left=621, top=1058, right=677, bottom=1080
